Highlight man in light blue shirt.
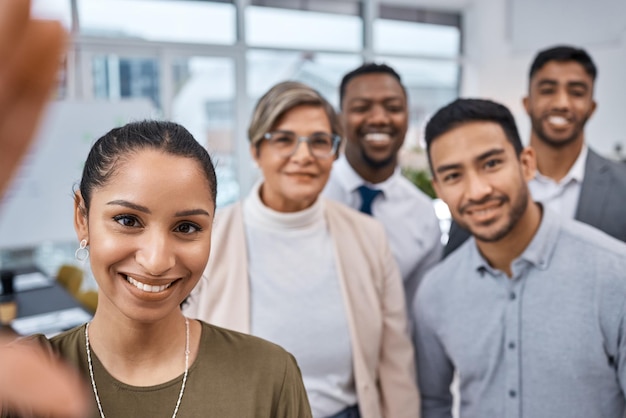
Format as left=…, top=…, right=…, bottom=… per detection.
left=413, top=98, right=626, bottom=418
left=324, top=63, right=442, bottom=308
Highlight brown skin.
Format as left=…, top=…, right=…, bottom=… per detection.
left=0, top=0, right=67, bottom=198
left=430, top=121, right=542, bottom=277
left=523, top=61, right=597, bottom=182
left=0, top=340, right=90, bottom=418
left=341, top=73, right=408, bottom=184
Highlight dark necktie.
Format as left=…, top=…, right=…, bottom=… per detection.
left=357, top=185, right=382, bottom=215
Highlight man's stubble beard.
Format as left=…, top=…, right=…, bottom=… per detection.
left=467, top=177, right=530, bottom=244
left=530, top=113, right=589, bottom=149
left=361, top=148, right=397, bottom=170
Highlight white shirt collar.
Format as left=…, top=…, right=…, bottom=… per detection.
left=333, top=155, right=401, bottom=196
left=534, top=145, right=587, bottom=185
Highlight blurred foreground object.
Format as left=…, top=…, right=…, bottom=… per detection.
left=0, top=338, right=90, bottom=418
left=0, top=1, right=89, bottom=417
left=0, top=0, right=67, bottom=198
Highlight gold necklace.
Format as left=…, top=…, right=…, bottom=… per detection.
left=85, top=318, right=190, bottom=418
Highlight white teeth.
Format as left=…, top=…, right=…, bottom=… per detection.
left=548, top=116, right=568, bottom=126
left=126, top=275, right=172, bottom=293
left=472, top=208, right=494, bottom=216
left=364, top=133, right=391, bottom=142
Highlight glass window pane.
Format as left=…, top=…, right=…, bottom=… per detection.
left=78, top=0, right=236, bottom=44
left=374, top=19, right=460, bottom=57
left=55, top=58, right=68, bottom=100
left=247, top=50, right=361, bottom=108
left=92, top=55, right=161, bottom=111
left=31, top=0, right=72, bottom=29
left=171, top=57, right=239, bottom=208
left=246, top=6, right=362, bottom=51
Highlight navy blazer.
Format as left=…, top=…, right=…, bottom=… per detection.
left=443, top=148, right=626, bottom=258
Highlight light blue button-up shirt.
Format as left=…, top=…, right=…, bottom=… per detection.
left=414, top=207, right=626, bottom=418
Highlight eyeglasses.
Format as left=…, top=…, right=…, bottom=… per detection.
left=261, top=131, right=341, bottom=159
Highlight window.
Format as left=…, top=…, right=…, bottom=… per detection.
left=374, top=20, right=460, bottom=57
left=92, top=55, right=161, bottom=110
left=247, top=50, right=361, bottom=108
left=246, top=6, right=362, bottom=51
left=171, top=57, right=239, bottom=207
left=31, top=0, right=72, bottom=29
left=78, top=0, right=236, bottom=44
left=375, top=6, right=461, bottom=57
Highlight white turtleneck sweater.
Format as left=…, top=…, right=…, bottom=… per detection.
left=243, top=183, right=357, bottom=418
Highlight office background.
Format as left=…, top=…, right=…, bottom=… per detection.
left=1, top=0, right=625, bottom=276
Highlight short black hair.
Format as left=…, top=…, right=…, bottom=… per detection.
left=339, top=62, right=406, bottom=107
left=529, top=45, right=597, bottom=81
left=424, top=98, right=524, bottom=174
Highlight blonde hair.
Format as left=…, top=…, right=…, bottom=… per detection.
left=248, top=81, right=342, bottom=147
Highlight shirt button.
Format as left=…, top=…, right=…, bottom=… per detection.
left=509, top=292, right=516, bottom=300
left=509, top=390, right=517, bottom=398
left=508, top=341, right=516, bottom=349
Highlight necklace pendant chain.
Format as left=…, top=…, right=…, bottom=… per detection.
left=85, top=317, right=191, bottom=418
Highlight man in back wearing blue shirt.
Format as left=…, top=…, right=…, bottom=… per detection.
left=413, top=98, right=626, bottom=418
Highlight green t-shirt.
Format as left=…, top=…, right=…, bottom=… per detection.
left=4, top=321, right=312, bottom=418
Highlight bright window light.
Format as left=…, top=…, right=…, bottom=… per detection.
left=374, top=19, right=460, bottom=58
left=31, top=0, right=72, bottom=29
left=78, top=0, right=236, bottom=44
left=246, top=6, right=362, bottom=51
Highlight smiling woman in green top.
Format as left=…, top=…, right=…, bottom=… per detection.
left=2, top=120, right=311, bottom=418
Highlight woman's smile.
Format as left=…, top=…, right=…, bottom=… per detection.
left=124, top=274, right=179, bottom=293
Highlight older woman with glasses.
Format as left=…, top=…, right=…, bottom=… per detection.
left=183, top=81, right=419, bottom=418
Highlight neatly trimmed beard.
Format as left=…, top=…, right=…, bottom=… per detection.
left=530, top=113, right=589, bottom=149
left=360, top=148, right=397, bottom=169
left=460, top=176, right=530, bottom=243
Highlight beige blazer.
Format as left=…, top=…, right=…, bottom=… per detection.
left=183, top=198, right=420, bottom=418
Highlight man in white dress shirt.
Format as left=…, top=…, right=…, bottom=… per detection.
left=324, top=63, right=442, bottom=308
left=523, top=45, right=626, bottom=236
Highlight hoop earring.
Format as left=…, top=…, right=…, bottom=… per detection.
left=75, top=239, right=89, bottom=262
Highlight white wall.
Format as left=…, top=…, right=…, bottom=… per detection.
left=461, top=0, right=626, bottom=158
